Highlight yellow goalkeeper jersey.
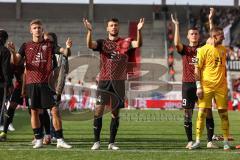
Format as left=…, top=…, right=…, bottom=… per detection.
left=196, top=44, right=227, bottom=90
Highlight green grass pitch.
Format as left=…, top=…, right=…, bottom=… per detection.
left=1, top=109, right=240, bottom=160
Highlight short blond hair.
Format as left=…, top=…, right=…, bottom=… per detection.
left=29, top=19, right=42, bottom=27
left=210, top=27, right=223, bottom=37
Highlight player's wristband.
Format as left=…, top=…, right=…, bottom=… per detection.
left=196, top=81, right=202, bottom=89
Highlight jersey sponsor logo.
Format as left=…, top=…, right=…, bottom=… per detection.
left=32, top=52, right=47, bottom=63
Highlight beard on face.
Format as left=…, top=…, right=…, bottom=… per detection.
left=109, top=32, right=119, bottom=37
left=215, top=39, right=223, bottom=45
left=108, top=29, right=119, bottom=37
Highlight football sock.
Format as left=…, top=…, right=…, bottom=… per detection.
left=196, top=110, right=206, bottom=141
left=93, top=116, right=102, bottom=142
left=218, top=111, right=229, bottom=141
left=109, top=117, right=119, bottom=144
left=3, top=107, right=15, bottom=134
left=206, top=118, right=214, bottom=142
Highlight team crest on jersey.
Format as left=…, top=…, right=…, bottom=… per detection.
left=42, top=45, right=47, bottom=51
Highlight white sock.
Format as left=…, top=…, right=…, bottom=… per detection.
left=57, top=138, right=64, bottom=143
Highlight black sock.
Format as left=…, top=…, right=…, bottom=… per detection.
left=50, top=118, right=56, bottom=138
left=184, top=121, right=193, bottom=142
left=39, top=113, right=44, bottom=134
left=206, top=118, right=214, bottom=142
left=33, top=128, right=43, bottom=139
left=184, top=109, right=193, bottom=142
left=93, top=116, right=102, bottom=142
left=3, top=107, right=16, bottom=133
left=55, top=129, right=63, bottom=139
left=109, top=117, right=119, bottom=144
left=43, top=110, right=50, bottom=135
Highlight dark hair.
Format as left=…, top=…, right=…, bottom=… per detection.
left=106, top=18, right=119, bottom=25
left=188, top=27, right=199, bottom=31
left=0, top=29, right=8, bottom=45
left=46, top=32, right=58, bottom=46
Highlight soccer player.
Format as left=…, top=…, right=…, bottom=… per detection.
left=44, top=32, right=70, bottom=104
left=8, top=19, right=72, bottom=149
left=0, top=29, right=13, bottom=129
left=31, top=32, right=70, bottom=145
left=171, top=8, right=217, bottom=149
left=44, top=32, right=70, bottom=142
left=190, top=26, right=230, bottom=150
left=83, top=18, right=144, bottom=150
left=0, top=59, right=25, bottom=141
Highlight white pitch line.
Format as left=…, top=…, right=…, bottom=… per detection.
left=0, top=148, right=239, bottom=154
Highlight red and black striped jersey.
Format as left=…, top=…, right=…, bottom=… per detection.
left=19, top=39, right=57, bottom=85
left=178, top=44, right=199, bottom=82
left=93, top=37, right=132, bottom=80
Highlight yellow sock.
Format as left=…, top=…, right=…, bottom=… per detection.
left=196, top=110, right=206, bottom=141
left=219, top=111, right=229, bottom=141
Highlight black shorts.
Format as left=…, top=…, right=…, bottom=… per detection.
left=96, top=80, right=125, bottom=109
left=26, top=83, right=56, bottom=109
left=182, top=82, right=198, bottom=109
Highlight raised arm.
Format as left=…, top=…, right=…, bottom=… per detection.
left=131, top=18, right=144, bottom=48
left=206, top=8, right=215, bottom=46
left=7, top=42, right=22, bottom=65
left=208, top=8, right=215, bottom=31
left=59, top=37, right=72, bottom=57
left=171, top=14, right=183, bottom=52
left=83, top=18, right=97, bottom=49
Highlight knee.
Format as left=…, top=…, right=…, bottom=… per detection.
left=206, top=109, right=213, bottom=118
left=31, top=109, right=39, bottom=115
left=94, top=105, right=104, bottom=118
left=218, top=109, right=228, bottom=120
left=197, top=109, right=207, bottom=119
left=51, top=107, right=59, bottom=117
left=9, top=102, right=18, bottom=109
left=184, top=109, right=193, bottom=117
left=218, top=109, right=227, bottom=113
left=111, top=110, right=119, bottom=119
left=184, top=115, right=192, bottom=123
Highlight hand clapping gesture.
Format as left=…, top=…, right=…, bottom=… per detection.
left=83, top=18, right=93, bottom=31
